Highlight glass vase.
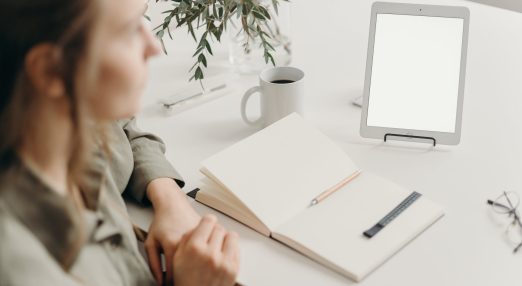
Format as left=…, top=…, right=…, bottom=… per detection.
left=228, top=1, right=292, bottom=74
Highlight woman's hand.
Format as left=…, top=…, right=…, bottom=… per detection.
left=173, top=214, right=240, bottom=286
left=144, top=178, right=201, bottom=286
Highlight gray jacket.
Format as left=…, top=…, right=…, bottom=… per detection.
left=0, top=118, right=184, bottom=285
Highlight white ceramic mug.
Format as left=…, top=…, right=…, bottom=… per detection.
left=241, top=66, right=304, bottom=127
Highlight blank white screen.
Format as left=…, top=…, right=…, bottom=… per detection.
left=367, top=14, right=464, bottom=133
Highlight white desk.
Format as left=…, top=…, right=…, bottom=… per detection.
left=128, top=0, right=522, bottom=284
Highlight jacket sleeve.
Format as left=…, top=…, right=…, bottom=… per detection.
left=119, top=118, right=185, bottom=205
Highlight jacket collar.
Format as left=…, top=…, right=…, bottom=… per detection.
left=0, top=154, right=108, bottom=270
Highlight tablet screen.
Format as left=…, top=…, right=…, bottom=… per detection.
left=366, top=14, right=464, bottom=133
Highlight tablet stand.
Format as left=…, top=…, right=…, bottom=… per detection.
left=384, top=133, right=436, bottom=147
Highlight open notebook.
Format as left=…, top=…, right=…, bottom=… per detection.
left=193, top=113, right=444, bottom=281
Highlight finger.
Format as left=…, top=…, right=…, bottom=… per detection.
left=164, top=248, right=174, bottom=286
left=178, top=231, right=190, bottom=247
left=189, top=214, right=217, bottom=244
left=145, top=240, right=163, bottom=286
left=208, top=224, right=226, bottom=252
left=222, top=232, right=240, bottom=283
left=159, top=233, right=182, bottom=286
left=222, top=231, right=240, bottom=261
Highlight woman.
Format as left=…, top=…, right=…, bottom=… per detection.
left=0, top=0, right=240, bottom=285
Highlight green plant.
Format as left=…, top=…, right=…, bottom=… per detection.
left=153, top=0, right=288, bottom=82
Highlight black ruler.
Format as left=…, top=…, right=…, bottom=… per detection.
left=363, top=191, right=422, bottom=238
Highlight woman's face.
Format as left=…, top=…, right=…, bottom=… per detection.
left=88, top=0, right=160, bottom=120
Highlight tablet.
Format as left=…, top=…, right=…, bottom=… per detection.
left=360, top=2, right=470, bottom=145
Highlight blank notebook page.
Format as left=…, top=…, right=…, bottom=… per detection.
left=272, top=172, right=444, bottom=281
left=201, top=114, right=359, bottom=231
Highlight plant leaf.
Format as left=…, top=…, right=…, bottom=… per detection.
left=198, top=54, right=207, bottom=67
left=205, top=41, right=213, bottom=55
left=198, top=32, right=208, bottom=48
left=252, top=10, right=265, bottom=20
left=189, top=61, right=199, bottom=72
left=187, top=22, right=197, bottom=41
left=258, top=6, right=271, bottom=19
left=157, top=30, right=165, bottom=38
left=265, top=52, right=275, bottom=66
left=159, top=38, right=168, bottom=55
left=195, top=66, right=204, bottom=80
left=192, top=46, right=204, bottom=57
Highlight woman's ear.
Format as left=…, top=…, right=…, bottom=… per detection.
left=24, top=43, right=66, bottom=99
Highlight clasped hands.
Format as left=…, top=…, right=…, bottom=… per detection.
left=145, top=178, right=240, bottom=286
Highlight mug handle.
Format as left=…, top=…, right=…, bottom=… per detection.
left=241, top=86, right=264, bottom=127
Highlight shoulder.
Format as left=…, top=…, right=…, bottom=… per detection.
left=0, top=202, right=79, bottom=285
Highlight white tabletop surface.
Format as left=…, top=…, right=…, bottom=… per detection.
left=127, top=0, right=522, bottom=285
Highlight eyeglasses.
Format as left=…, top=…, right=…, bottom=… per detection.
left=487, top=191, right=522, bottom=253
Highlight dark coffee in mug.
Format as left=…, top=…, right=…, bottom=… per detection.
left=270, top=79, right=295, bottom=84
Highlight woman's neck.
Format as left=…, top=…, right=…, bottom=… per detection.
left=19, top=97, right=73, bottom=196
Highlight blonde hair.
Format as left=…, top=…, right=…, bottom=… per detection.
left=0, top=0, right=107, bottom=269
left=0, top=1, right=108, bottom=186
